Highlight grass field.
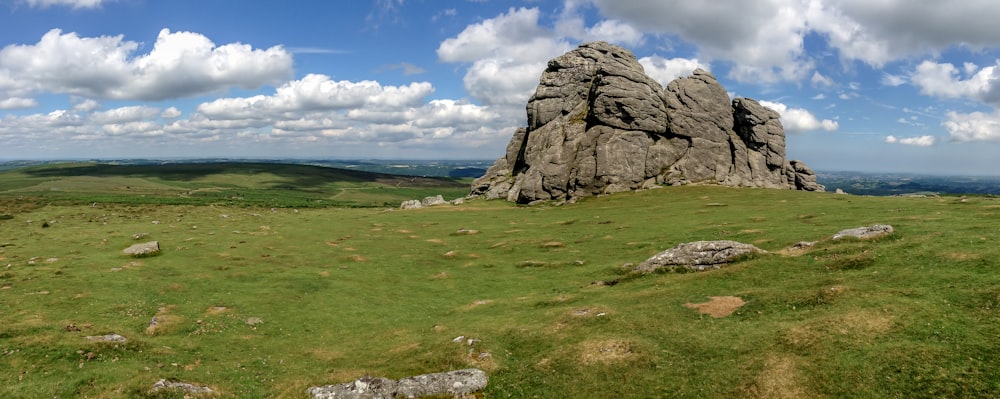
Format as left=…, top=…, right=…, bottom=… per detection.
left=1, top=163, right=999, bottom=398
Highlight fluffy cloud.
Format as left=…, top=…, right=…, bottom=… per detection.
left=759, top=100, right=839, bottom=133
left=910, top=60, right=1000, bottom=105
left=0, top=28, right=292, bottom=102
left=942, top=111, right=1000, bottom=142
left=0, top=97, right=37, bottom=109
left=885, top=135, right=936, bottom=146
left=638, top=56, right=705, bottom=87
left=438, top=7, right=573, bottom=107
left=582, top=0, right=1000, bottom=82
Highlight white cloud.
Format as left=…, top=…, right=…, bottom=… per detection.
left=811, top=72, right=835, bottom=88
left=23, top=0, right=106, bottom=9
left=0, top=97, right=37, bottom=109
left=638, top=56, right=705, bottom=87
left=437, top=7, right=573, bottom=107
left=881, top=73, right=906, bottom=87
left=943, top=110, right=1000, bottom=142
left=760, top=100, right=839, bottom=133
left=90, top=106, right=161, bottom=124
left=884, top=135, right=935, bottom=146
left=911, top=60, right=1000, bottom=105
left=0, top=28, right=292, bottom=102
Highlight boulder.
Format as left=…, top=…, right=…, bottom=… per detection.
left=634, top=240, right=765, bottom=273
left=150, top=379, right=214, bottom=396
left=123, top=241, right=159, bottom=257
left=307, top=369, right=487, bottom=399
left=400, top=200, right=423, bottom=210
left=832, top=225, right=894, bottom=240
left=421, top=195, right=447, bottom=207
left=85, top=333, right=127, bottom=343
left=471, top=42, right=825, bottom=204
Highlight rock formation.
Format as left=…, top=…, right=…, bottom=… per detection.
left=471, top=42, right=824, bottom=204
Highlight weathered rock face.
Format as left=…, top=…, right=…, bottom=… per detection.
left=471, top=42, right=824, bottom=203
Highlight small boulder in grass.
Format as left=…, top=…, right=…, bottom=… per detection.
left=123, top=241, right=160, bottom=257
left=832, top=225, right=894, bottom=240
left=150, top=379, right=214, bottom=395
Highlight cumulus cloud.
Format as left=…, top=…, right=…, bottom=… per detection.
left=638, top=56, right=705, bottom=87
left=437, top=7, right=573, bottom=107
left=759, top=100, right=839, bottom=133
left=0, top=97, right=37, bottom=109
left=911, top=60, right=1000, bottom=105
left=885, top=135, right=936, bottom=146
left=579, top=0, right=1000, bottom=83
left=0, top=28, right=292, bottom=102
left=942, top=111, right=1000, bottom=142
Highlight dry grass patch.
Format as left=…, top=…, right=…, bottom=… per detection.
left=741, top=354, right=814, bottom=399
left=578, top=339, right=639, bottom=365
left=146, top=305, right=183, bottom=336
left=683, top=296, right=746, bottom=318
left=941, top=252, right=982, bottom=261
left=782, top=309, right=894, bottom=350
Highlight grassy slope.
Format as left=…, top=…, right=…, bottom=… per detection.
left=0, top=162, right=469, bottom=208
left=1, top=182, right=999, bottom=398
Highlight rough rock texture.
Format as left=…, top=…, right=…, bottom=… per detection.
left=832, top=224, right=894, bottom=240
left=123, top=241, right=160, bottom=257
left=471, top=42, right=824, bottom=203
left=150, top=379, right=214, bottom=395
left=307, top=369, right=488, bottom=399
left=85, top=333, right=127, bottom=343
left=634, top=240, right=765, bottom=273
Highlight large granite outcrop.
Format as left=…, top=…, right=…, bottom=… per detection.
left=471, top=42, right=823, bottom=203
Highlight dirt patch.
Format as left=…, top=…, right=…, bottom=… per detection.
left=683, top=296, right=746, bottom=318
left=782, top=309, right=893, bottom=350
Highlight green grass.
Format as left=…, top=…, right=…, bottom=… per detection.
left=0, top=162, right=470, bottom=208
left=1, top=165, right=1000, bottom=398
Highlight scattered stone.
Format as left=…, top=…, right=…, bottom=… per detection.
left=150, top=379, right=214, bottom=395
left=421, top=195, right=447, bottom=207
left=634, top=240, right=765, bottom=273
left=453, top=228, right=479, bottom=235
left=835, top=188, right=848, bottom=195
left=832, top=225, right=894, bottom=240
left=307, top=369, right=488, bottom=399
left=123, top=241, right=160, bottom=257
left=132, top=232, right=149, bottom=240
left=85, top=333, right=127, bottom=343
left=470, top=41, right=823, bottom=204
left=246, top=317, right=264, bottom=326
left=399, top=199, right=423, bottom=210
left=786, top=241, right=816, bottom=252
left=451, top=198, right=465, bottom=205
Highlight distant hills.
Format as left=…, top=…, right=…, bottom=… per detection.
left=1, top=159, right=998, bottom=197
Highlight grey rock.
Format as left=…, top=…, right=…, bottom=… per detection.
left=470, top=42, right=825, bottom=204
left=634, top=240, right=765, bottom=273
left=150, top=379, right=214, bottom=395
left=832, top=225, right=894, bottom=240
left=400, top=200, right=423, bottom=210
left=421, top=195, right=447, bottom=207
left=123, top=241, right=159, bottom=257
left=85, top=333, right=127, bottom=343
left=307, top=369, right=487, bottom=399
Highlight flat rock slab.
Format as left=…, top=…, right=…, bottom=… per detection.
left=832, top=225, right=893, bottom=240
left=123, top=241, right=160, bottom=257
left=151, top=379, right=214, bottom=395
left=308, top=368, right=487, bottom=399
left=85, top=333, right=127, bottom=343
left=635, top=240, right=765, bottom=273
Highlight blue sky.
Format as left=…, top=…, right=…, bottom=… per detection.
left=1, top=0, right=999, bottom=175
